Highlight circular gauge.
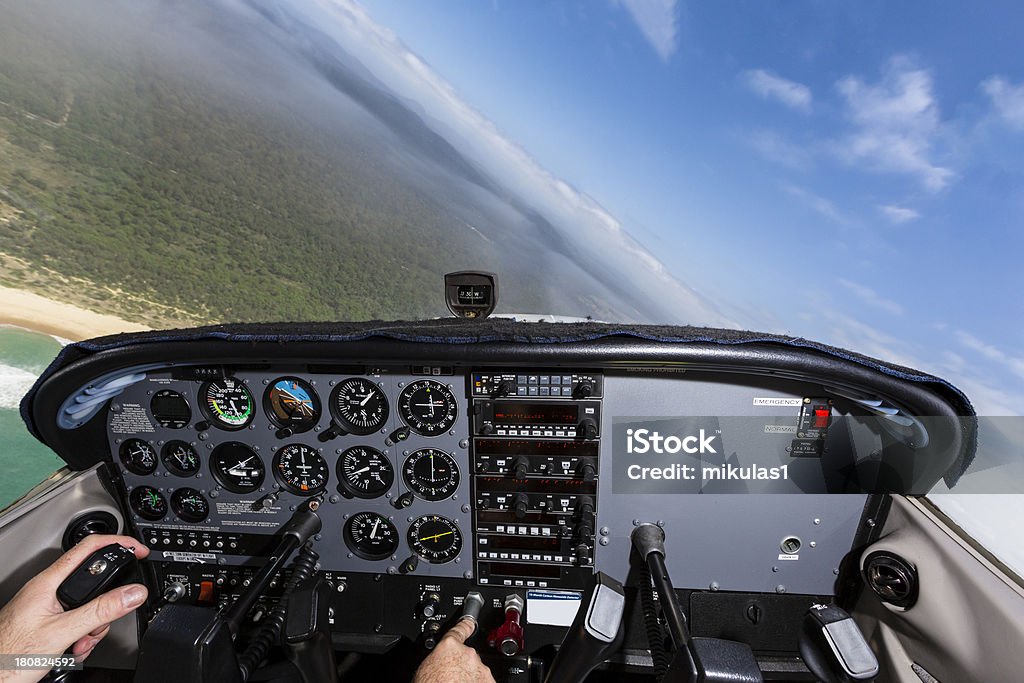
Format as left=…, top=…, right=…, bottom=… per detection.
left=171, top=488, right=210, bottom=523
left=199, top=377, right=254, bottom=430
left=402, top=448, right=460, bottom=501
left=119, top=439, right=157, bottom=475
left=150, top=390, right=191, bottom=429
left=398, top=380, right=458, bottom=436
left=161, top=441, right=200, bottom=477
left=337, top=446, right=393, bottom=499
left=264, top=377, right=320, bottom=433
left=210, top=442, right=265, bottom=493
left=273, top=444, right=329, bottom=495
left=331, top=378, right=389, bottom=435
left=408, top=515, right=463, bottom=564
left=343, top=512, right=399, bottom=561
left=129, top=486, right=167, bottom=521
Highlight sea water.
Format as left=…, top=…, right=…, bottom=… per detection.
left=0, top=326, right=64, bottom=509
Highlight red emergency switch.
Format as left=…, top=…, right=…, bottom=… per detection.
left=813, top=408, right=830, bottom=429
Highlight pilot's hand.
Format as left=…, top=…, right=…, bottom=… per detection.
left=0, top=534, right=149, bottom=683
left=413, top=617, right=496, bottom=683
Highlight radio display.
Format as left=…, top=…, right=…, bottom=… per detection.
left=474, top=439, right=598, bottom=457
left=492, top=402, right=579, bottom=425
left=487, top=562, right=561, bottom=579
left=483, top=535, right=563, bottom=551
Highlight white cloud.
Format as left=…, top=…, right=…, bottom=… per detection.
left=614, top=0, right=679, bottom=61
left=878, top=204, right=920, bottom=224
left=834, top=57, right=953, bottom=192
left=838, top=278, right=905, bottom=316
left=742, top=69, right=812, bottom=112
left=981, top=76, right=1024, bottom=130
left=783, top=184, right=848, bottom=224
left=955, top=331, right=1024, bottom=382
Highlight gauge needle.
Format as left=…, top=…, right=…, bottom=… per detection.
left=371, top=517, right=381, bottom=539
left=351, top=466, right=371, bottom=475
left=421, top=531, right=454, bottom=543
left=229, top=399, right=239, bottom=414
left=430, top=454, right=435, bottom=480
left=360, top=392, right=373, bottom=406
left=228, top=457, right=254, bottom=475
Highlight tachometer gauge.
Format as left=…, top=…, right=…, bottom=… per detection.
left=337, top=446, right=393, bottom=499
left=199, top=377, right=254, bottom=430
left=119, top=439, right=157, bottom=475
left=343, top=512, right=399, bottom=561
left=171, top=487, right=210, bottom=523
left=129, top=486, right=167, bottom=521
left=403, top=448, right=460, bottom=501
left=331, top=378, right=389, bottom=435
left=397, top=380, right=458, bottom=436
left=162, top=440, right=200, bottom=477
left=264, top=377, right=320, bottom=433
left=273, top=444, right=329, bottom=495
left=210, top=442, right=265, bottom=493
left=408, top=515, right=462, bottom=564
left=150, top=390, right=191, bottom=429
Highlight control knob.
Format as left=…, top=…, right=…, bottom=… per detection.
left=577, top=418, right=598, bottom=440
left=512, top=493, right=529, bottom=520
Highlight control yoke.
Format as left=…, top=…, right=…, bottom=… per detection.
left=631, top=524, right=764, bottom=683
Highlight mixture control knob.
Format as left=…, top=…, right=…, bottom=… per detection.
left=512, top=493, right=529, bottom=520
left=487, top=594, right=525, bottom=657
left=572, top=380, right=594, bottom=399
left=577, top=418, right=598, bottom=440
left=512, top=456, right=530, bottom=481
left=421, top=593, right=441, bottom=618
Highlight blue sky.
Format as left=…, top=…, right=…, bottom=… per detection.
left=318, top=0, right=1024, bottom=414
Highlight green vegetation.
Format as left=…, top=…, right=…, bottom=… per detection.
left=0, top=8, right=495, bottom=326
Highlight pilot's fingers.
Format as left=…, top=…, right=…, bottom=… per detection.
left=442, top=617, right=478, bottom=645
left=56, top=583, right=147, bottom=643
left=34, top=534, right=149, bottom=594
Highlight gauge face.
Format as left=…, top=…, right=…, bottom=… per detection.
left=129, top=486, right=167, bottom=521
left=273, top=444, right=329, bottom=495
left=171, top=487, right=210, bottom=523
left=264, top=377, right=320, bottom=433
left=210, top=442, right=265, bottom=493
left=398, top=380, right=458, bottom=436
left=343, top=512, right=399, bottom=561
left=119, top=439, right=157, bottom=475
left=151, top=390, right=191, bottom=429
left=200, top=377, right=254, bottom=430
left=161, top=441, right=200, bottom=477
left=337, top=446, right=393, bottom=499
left=331, top=378, right=389, bottom=435
left=408, top=515, right=463, bottom=564
left=403, top=448, right=460, bottom=501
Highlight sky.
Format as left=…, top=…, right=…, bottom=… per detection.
left=295, top=0, right=1024, bottom=416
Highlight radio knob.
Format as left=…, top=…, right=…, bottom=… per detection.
left=512, top=493, right=529, bottom=520
left=577, top=418, right=598, bottom=440
left=512, top=456, right=530, bottom=481
left=492, top=379, right=515, bottom=398
left=481, top=422, right=496, bottom=436
left=578, top=462, right=597, bottom=482
left=572, top=380, right=594, bottom=399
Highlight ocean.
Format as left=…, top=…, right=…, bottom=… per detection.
left=0, top=326, right=65, bottom=510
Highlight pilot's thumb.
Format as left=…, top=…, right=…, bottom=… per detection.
left=59, top=584, right=148, bottom=641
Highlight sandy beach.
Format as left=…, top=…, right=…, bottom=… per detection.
left=0, top=286, right=149, bottom=341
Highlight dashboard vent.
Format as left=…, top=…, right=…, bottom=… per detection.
left=863, top=551, right=918, bottom=609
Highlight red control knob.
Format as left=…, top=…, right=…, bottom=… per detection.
left=488, top=594, right=525, bottom=657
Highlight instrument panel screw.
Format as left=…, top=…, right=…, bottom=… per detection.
left=813, top=518, right=821, bottom=525
left=599, top=537, right=609, bottom=546
left=809, top=541, right=817, bottom=548
left=656, top=520, right=665, bottom=528
left=833, top=568, right=840, bottom=575
left=775, top=585, right=786, bottom=594
left=866, top=518, right=876, bottom=527
left=710, top=582, right=719, bottom=591
left=461, top=504, right=471, bottom=513
left=632, top=519, right=640, bottom=526
left=329, top=496, right=339, bottom=504
left=375, top=624, right=383, bottom=633
left=600, top=527, right=610, bottom=536
left=464, top=571, right=473, bottom=580
left=772, top=566, right=779, bottom=573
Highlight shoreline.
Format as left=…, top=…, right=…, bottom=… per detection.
left=0, top=286, right=149, bottom=342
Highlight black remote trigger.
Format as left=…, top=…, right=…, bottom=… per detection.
left=56, top=543, right=140, bottom=611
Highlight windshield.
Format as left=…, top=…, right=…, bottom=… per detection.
left=0, top=1, right=1021, bottom=563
